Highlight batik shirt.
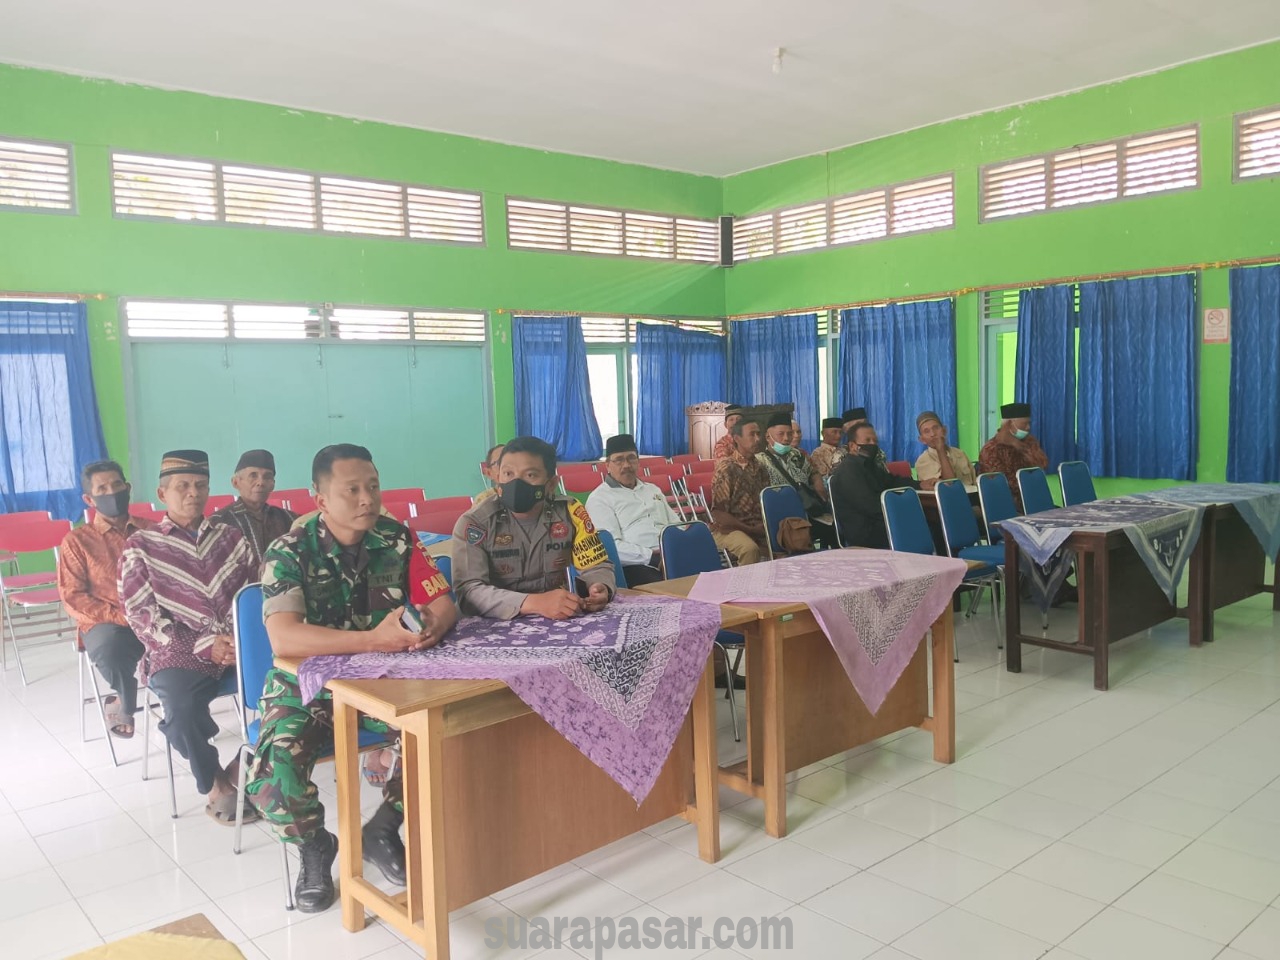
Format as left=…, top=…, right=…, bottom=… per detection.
left=211, top=499, right=296, bottom=564
left=261, top=513, right=446, bottom=631
left=757, top=446, right=818, bottom=494
left=119, top=518, right=258, bottom=681
left=713, top=434, right=736, bottom=460
left=978, top=434, right=1049, bottom=509
left=809, top=442, right=845, bottom=480
left=711, top=449, right=769, bottom=544
left=59, top=513, right=154, bottom=632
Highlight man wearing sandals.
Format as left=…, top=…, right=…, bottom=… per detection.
left=247, top=443, right=458, bottom=913
left=58, top=460, right=156, bottom=740
left=119, top=450, right=260, bottom=826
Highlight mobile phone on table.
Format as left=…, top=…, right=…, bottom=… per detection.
left=401, top=603, right=424, bottom=633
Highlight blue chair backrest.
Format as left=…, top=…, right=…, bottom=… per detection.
left=977, top=472, right=1019, bottom=544
left=761, top=485, right=806, bottom=558
left=1017, top=467, right=1057, bottom=515
left=232, top=583, right=273, bottom=742
left=660, top=521, right=724, bottom=579
left=935, top=479, right=982, bottom=554
left=1059, top=461, right=1097, bottom=507
left=881, top=488, right=935, bottom=556
left=596, top=529, right=627, bottom=589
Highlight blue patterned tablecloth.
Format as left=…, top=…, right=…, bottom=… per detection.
left=1121, top=483, right=1280, bottom=560
left=998, top=500, right=1206, bottom=613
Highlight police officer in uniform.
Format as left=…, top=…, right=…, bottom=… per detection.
left=451, top=435, right=616, bottom=619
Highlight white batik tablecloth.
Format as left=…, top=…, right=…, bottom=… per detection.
left=686, top=550, right=967, bottom=714
left=998, top=500, right=1207, bottom=613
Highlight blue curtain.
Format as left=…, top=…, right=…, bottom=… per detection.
left=1077, top=274, right=1197, bottom=480
left=837, top=300, right=957, bottom=462
left=512, top=316, right=602, bottom=462
left=634, top=323, right=726, bottom=456
left=728, top=314, right=819, bottom=440
left=1228, top=265, right=1280, bottom=482
left=0, top=302, right=107, bottom=519
left=1015, top=285, right=1078, bottom=469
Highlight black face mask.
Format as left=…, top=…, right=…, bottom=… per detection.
left=499, top=477, right=546, bottom=513
left=91, top=488, right=131, bottom=518
left=858, top=443, right=880, bottom=460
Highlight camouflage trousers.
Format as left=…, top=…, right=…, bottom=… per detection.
left=246, top=667, right=402, bottom=844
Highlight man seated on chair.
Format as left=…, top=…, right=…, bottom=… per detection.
left=914, top=411, right=976, bottom=487
left=247, top=443, right=457, bottom=913
left=830, top=423, right=931, bottom=549
left=830, top=407, right=868, bottom=470
left=756, top=412, right=836, bottom=548
left=118, top=450, right=260, bottom=826
left=585, top=434, right=675, bottom=586
left=789, top=419, right=807, bottom=456
left=711, top=418, right=770, bottom=556
left=210, top=449, right=296, bottom=564
left=58, top=459, right=155, bottom=741
left=473, top=443, right=505, bottom=503
left=808, top=417, right=846, bottom=481
left=452, top=435, right=616, bottom=620
left=712, top=404, right=744, bottom=460
left=979, top=402, right=1048, bottom=511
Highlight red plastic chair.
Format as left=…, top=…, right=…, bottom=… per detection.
left=290, top=494, right=318, bottom=516
left=0, top=510, right=52, bottom=569
left=670, top=454, right=702, bottom=467
left=384, top=500, right=415, bottom=522
left=205, top=494, right=236, bottom=513
left=886, top=460, right=914, bottom=479
left=409, top=508, right=468, bottom=536
left=271, top=488, right=311, bottom=508
left=645, top=462, right=688, bottom=479
left=420, top=496, right=473, bottom=515
left=559, top=466, right=603, bottom=494
left=381, top=487, right=425, bottom=503
left=0, top=519, right=74, bottom=684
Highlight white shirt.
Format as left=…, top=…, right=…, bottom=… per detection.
left=585, top=478, right=681, bottom=565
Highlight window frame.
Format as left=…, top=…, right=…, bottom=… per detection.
left=0, top=135, right=77, bottom=216
left=1233, top=105, right=1280, bottom=183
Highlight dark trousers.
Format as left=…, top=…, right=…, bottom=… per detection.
left=622, top=563, right=665, bottom=586
left=82, top=623, right=144, bottom=715
left=148, top=669, right=224, bottom=795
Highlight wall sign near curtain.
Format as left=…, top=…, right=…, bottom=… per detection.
left=0, top=301, right=107, bottom=519
left=1203, top=308, right=1230, bottom=344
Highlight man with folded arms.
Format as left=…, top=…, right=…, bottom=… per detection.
left=59, top=459, right=154, bottom=740
left=118, top=450, right=259, bottom=824
left=247, top=443, right=458, bottom=913
left=210, top=448, right=295, bottom=563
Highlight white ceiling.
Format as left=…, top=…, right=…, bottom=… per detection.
left=3, top=0, right=1279, bottom=176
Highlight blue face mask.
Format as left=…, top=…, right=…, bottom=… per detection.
left=771, top=442, right=792, bottom=455
left=1013, top=428, right=1029, bottom=440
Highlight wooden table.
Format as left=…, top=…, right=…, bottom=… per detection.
left=1004, top=528, right=1177, bottom=691
left=275, top=600, right=750, bottom=960
left=1185, top=503, right=1279, bottom=645
left=635, top=570, right=955, bottom=838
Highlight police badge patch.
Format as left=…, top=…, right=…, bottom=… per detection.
left=465, top=524, right=487, bottom=545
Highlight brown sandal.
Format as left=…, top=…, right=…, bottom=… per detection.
left=103, top=695, right=134, bottom=739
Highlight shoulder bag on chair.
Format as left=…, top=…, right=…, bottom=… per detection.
left=763, top=449, right=827, bottom=519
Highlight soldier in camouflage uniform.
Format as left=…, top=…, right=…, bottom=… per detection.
left=245, top=443, right=457, bottom=914
left=452, top=435, right=615, bottom=619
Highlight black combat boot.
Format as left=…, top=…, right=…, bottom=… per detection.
left=362, top=801, right=407, bottom=886
left=294, top=828, right=338, bottom=912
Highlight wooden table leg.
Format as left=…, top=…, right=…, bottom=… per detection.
left=401, top=730, right=425, bottom=928
left=930, top=608, right=956, bottom=763
left=1004, top=537, right=1022, bottom=674
left=1273, top=552, right=1280, bottom=612
left=1088, top=549, right=1110, bottom=692
left=410, top=709, right=449, bottom=960
left=332, top=698, right=366, bottom=933
left=760, top=617, right=787, bottom=838
left=1187, top=512, right=1214, bottom=646
left=689, top=655, right=721, bottom=863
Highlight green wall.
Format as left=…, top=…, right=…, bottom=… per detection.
left=0, top=64, right=725, bottom=466
left=723, top=41, right=1280, bottom=492
left=3, top=41, right=1280, bottom=493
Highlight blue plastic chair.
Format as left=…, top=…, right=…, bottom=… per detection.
left=880, top=488, right=936, bottom=556
left=1059, top=461, right=1098, bottom=507
left=977, top=472, right=1020, bottom=545
left=823, top=475, right=844, bottom=547
left=659, top=521, right=746, bottom=741
left=935, top=480, right=1004, bottom=644
left=760, top=484, right=807, bottom=560
left=231, top=583, right=393, bottom=910
left=1017, top=467, right=1058, bottom=515
left=596, top=529, right=628, bottom=589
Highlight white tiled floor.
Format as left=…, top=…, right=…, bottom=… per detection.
left=3, top=588, right=1280, bottom=960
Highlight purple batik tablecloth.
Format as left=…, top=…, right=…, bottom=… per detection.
left=296, top=594, right=721, bottom=805
left=998, top=499, right=1206, bottom=613
left=686, top=550, right=968, bottom=714
left=1122, top=483, right=1280, bottom=560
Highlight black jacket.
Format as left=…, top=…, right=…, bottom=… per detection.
left=829, top=453, right=919, bottom=549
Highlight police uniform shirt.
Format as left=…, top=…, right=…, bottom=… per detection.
left=450, top=493, right=616, bottom=619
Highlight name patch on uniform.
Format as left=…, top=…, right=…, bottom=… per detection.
left=368, top=571, right=399, bottom=588
left=494, top=533, right=513, bottom=546
left=492, top=548, right=521, bottom=559
left=549, top=521, right=570, bottom=541
left=466, top=524, right=487, bottom=545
